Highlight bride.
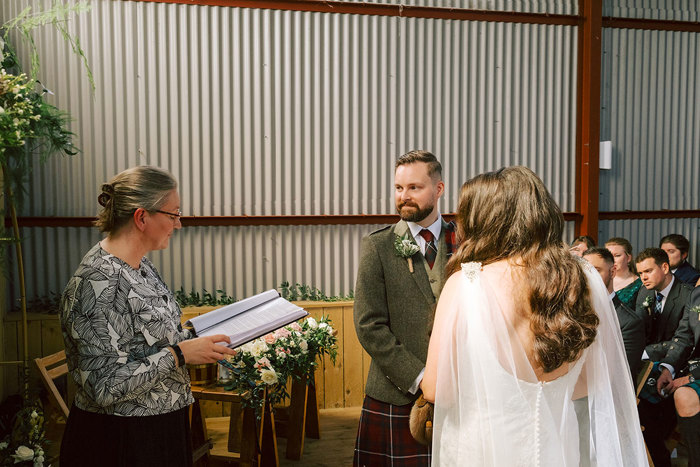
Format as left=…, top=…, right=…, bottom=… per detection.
left=421, top=167, right=647, bottom=466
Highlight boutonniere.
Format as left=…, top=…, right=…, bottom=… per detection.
left=394, top=233, right=420, bottom=273
left=691, top=305, right=700, bottom=314
left=642, top=295, right=653, bottom=309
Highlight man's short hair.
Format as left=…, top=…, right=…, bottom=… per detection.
left=635, top=247, right=670, bottom=268
left=659, top=234, right=690, bottom=254
left=395, top=150, right=442, bottom=181
left=583, top=247, right=614, bottom=265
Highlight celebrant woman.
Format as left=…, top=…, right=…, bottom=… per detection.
left=59, top=166, right=235, bottom=466
left=422, top=167, right=647, bottom=466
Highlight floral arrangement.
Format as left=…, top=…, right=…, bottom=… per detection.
left=394, top=233, right=420, bottom=273
left=221, top=316, right=337, bottom=414
left=0, top=406, right=46, bottom=466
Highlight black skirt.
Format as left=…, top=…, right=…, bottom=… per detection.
left=60, top=405, right=193, bottom=467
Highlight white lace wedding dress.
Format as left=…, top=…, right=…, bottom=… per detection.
left=431, top=261, right=648, bottom=466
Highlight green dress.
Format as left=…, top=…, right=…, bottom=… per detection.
left=615, top=277, right=642, bottom=308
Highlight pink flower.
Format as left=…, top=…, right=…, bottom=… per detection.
left=264, top=333, right=277, bottom=344
left=257, top=357, right=271, bottom=368
left=289, top=322, right=302, bottom=332
left=274, top=328, right=291, bottom=339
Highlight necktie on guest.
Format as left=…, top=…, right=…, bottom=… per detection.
left=419, top=229, right=437, bottom=269
left=655, top=292, right=664, bottom=315
left=651, top=292, right=664, bottom=340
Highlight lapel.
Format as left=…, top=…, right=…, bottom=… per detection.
left=658, top=280, right=680, bottom=339
left=394, top=220, right=436, bottom=305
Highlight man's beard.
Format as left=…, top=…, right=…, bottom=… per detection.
left=397, top=201, right=434, bottom=223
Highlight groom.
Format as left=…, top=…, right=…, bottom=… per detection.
left=353, top=150, right=456, bottom=466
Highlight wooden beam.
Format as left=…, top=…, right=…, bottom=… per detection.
left=126, top=0, right=582, bottom=25
left=575, top=0, right=602, bottom=242
left=603, top=17, right=700, bottom=32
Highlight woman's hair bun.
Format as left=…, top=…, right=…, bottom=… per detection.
left=97, top=183, right=115, bottom=207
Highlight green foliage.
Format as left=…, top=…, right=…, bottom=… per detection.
left=176, top=283, right=353, bottom=308
left=1, top=1, right=94, bottom=89
left=278, top=281, right=354, bottom=302
left=174, top=288, right=236, bottom=307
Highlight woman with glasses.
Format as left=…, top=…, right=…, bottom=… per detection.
left=59, top=166, right=235, bottom=466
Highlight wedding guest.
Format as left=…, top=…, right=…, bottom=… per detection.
left=635, top=247, right=693, bottom=467
left=59, top=166, right=235, bottom=467
left=656, top=287, right=700, bottom=467
left=422, top=166, right=646, bottom=465
left=660, top=234, right=700, bottom=286
left=583, top=247, right=644, bottom=379
left=569, top=235, right=595, bottom=257
left=353, top=151, right=457, bottom=466
left=605, top=237, right=643, bottom=308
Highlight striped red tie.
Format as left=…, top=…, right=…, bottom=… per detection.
left=419, top=229, right=437, bottom=269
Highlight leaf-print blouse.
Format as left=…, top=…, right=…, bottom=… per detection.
left=60, top=243, right=195, bottom=416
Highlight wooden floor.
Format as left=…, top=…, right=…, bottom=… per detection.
left=207, top=406, right=361, bottom=467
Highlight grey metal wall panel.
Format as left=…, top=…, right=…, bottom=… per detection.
left=599, top=27, right=700, bottom=211
left=1, top=0, right=580, bottom=299
left=599, top=218, right=700, bottom=268
left=604, top=1, right=700, bottom=20
left=2, top=0, right=578, bottom=216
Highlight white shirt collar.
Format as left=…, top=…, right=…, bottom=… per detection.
left=658, top=275, right=674, bottom=298
left=407, top=215, right=443, bottom=242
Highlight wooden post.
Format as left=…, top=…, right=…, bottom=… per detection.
left=575, top=0, right=603, bottom=241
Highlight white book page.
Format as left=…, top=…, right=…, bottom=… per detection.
left=186, top=289, right=280, bottom=334
left=198, top=297, right=309, bottom=348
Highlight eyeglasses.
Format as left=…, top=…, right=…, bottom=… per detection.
left=155, top=209, right=183, bottom=221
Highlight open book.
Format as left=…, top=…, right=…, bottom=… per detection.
left=186, top=289, right=309, bottom=349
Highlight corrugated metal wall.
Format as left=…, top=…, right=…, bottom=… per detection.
left=604, top=1, right=700, bottom=20
left=599, top=3, right=700, bottom=268
left=2, top=0, right=580, bottom=300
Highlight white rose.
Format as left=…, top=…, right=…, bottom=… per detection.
left=31, top=410, right=38, bottom=419
left=12, top=445, right=34, bottom=462
left=240, top=342, right=255, bottom=354
left=307, top=317, right=318, bottom=329
left=260, top=368, right=278, bottom=385
left=326, top=325, right=334, bottom=335
left=250, top=340, right=269, bottom=358
left=318, top=322, right=328, bottom=330
left=299, top=339, right=308, bottom=352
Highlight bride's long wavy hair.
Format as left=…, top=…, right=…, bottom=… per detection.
left=446, top=166, right=598, bottom=373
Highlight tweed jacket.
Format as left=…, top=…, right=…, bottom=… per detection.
left=636, top=277, right=693, bottom=362
left=612, top=294, right=645, bottom=379
left=354, top=218, right=454, bottom=406
left=661, top=286, right=700, bottom=373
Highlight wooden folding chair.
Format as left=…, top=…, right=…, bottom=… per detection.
left=636, top=360, right=655, bottom=467
left=34, top=350, right=71, bottom=420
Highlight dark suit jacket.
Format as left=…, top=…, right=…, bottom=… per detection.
left=613, top=294, right=645, bottom=378
left=353, top=219, right=452, bottom=405
left=662, top=287, right=700, bottom=372
left=637, top=278, right=693, bottom=362
left=674, top=261, right=700, bottom=287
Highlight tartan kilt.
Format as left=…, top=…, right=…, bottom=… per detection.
left=354, top=396, right=431, bottom=467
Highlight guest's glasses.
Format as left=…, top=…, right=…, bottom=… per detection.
left=155, top=209, right=183, bottom=221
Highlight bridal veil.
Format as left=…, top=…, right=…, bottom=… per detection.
left=430, top=259, right=648, bottom=466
